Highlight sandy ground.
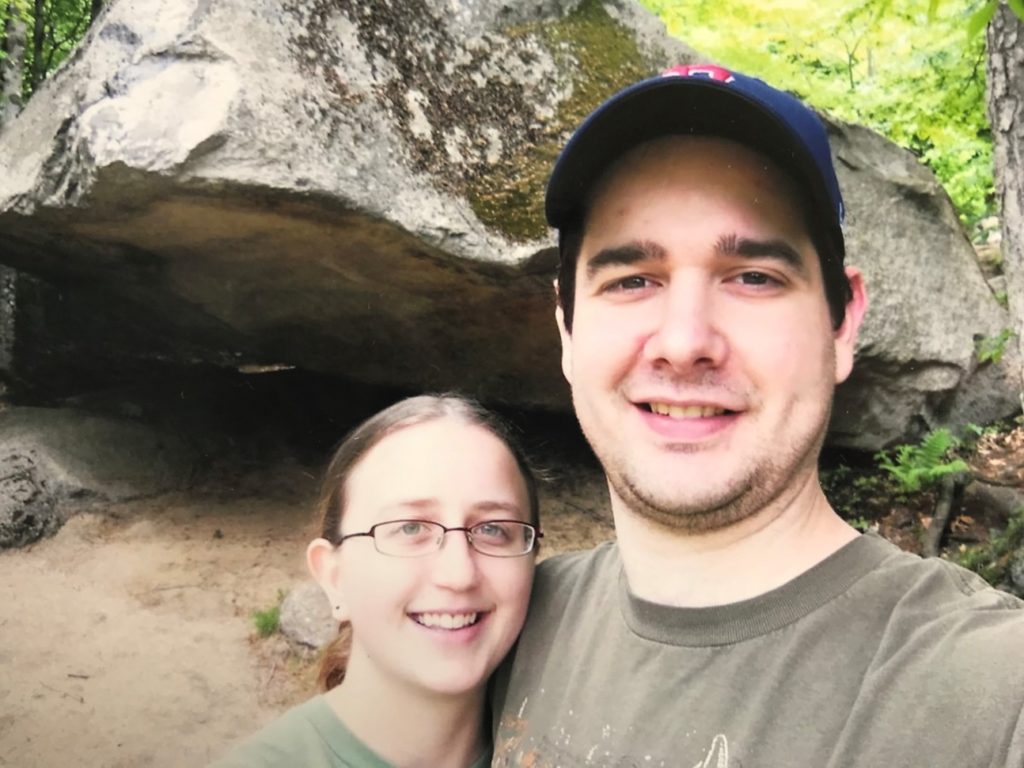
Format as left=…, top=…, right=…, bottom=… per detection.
left=0, top=460, right=612, bottom=768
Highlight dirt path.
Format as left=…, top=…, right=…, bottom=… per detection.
left=0, top=461, right=612, bottom=767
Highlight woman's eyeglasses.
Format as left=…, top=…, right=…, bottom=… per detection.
left=338, top=519, right=541, bottom=558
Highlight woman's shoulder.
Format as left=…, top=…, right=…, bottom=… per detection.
left=208, top=695, right=391, bottom=768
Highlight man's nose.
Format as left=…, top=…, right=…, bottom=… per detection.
left=430, top=530, right=480, bottom=590
left=641, top=279, right=727, bottom=370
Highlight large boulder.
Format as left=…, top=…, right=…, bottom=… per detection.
left=828, top=123, right=1020, bottom=447
left=0, top=0, right=1016, bottom=448
left=0, top=407, right=195, bottom=547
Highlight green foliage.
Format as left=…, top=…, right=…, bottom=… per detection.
left=820, top=462, right=897, bottom=522
left=954, top=506, right=1024, bottom=589
left=641, top=0, right=995, bottom=226
left=961, top=0, right=1023, bottom=38
left=1, top=0, right=96, bottom=104
left=975, top=328, right=1016, bottom=365
left=847, top=515, right=873, bottom=533
left=251, top=591, right=285, bottom=638
left=966, top=0, right=1000, bottom=36
left=875, top=428, right=969, bottom=493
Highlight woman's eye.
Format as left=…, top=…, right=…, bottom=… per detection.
left=398, top=522, right=426, bottom=536
left=473, top=522, right=510, bottom=541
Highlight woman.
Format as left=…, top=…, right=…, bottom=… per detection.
left=212, top=394, right=540, bottom=768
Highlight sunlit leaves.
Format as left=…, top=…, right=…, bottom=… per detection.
left=641, top=0, right=995, bottom=227
left=2, top=0, right=93, bottom=99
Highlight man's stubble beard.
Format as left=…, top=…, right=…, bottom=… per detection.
left=587, top=396, right=834, bottom=536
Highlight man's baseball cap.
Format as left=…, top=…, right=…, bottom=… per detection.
left=545, top=64, right=845, bottom=255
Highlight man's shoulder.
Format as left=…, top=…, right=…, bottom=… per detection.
left=855, top=535, right=1024, bottom=668
left=536, top=541, right=618, bottom=586
left=524, top=541, right=620, bottom=618
left=866, top=534, right=1023, bottom=612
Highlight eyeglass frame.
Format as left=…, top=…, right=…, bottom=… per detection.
left=337, top=518, right=542, bottom=558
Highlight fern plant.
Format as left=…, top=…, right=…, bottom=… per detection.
left=976, top=328, right=1016, bottom=365
left=875, top=428, right=969, bottom=493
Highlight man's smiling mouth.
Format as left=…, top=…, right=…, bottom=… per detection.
left=644, top=403, right=731, bottom=419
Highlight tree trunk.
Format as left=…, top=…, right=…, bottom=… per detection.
left=29, top=0, right=45, bottom=92
left=0, top=266, right=15, bottom=380
left=0, top=3, right=27, bottom=128
left=987, top=2, right=1024, bottom=403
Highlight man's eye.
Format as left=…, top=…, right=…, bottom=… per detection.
left=734, top=271, right=778, bottom=286
left=605, top=275, right=651, bottom=292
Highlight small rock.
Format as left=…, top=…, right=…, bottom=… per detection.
left=960, top=481, right=1024, bottom=523
left=279, top=581, right=336, bottom=650
left=0, top=450, right=64, bottom=548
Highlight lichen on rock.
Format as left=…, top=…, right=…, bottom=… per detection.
left=283, top=0, right=659, bottom=242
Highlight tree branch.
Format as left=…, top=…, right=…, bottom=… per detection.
left=924, top=475, right=959, bottom=557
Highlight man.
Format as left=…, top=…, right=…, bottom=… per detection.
left=492, top=65, right=1024, bottom=767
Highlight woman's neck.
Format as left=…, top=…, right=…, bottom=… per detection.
left=324, top=665, right=487, bottom=768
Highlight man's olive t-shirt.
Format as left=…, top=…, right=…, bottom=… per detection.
left=492, top=533, right=1024, bottom=767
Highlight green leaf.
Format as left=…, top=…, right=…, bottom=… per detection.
left=1008, top=0, right=1024, bottom=20
left=926, top=0, right=940, bottom=21
left=966, top=0, right=998, bottom=38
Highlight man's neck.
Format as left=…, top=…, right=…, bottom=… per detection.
left=611, top=472, right=858, bottom=608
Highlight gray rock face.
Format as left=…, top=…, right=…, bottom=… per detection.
left=1010, top=551, right=1024, bottom=597
left=829, top=123, right=1020, bottom=447
left=0, top=0, right=1016, bottom=448
left=279, top=580, right=336, bottom=650
left=0, top=407, right=195, bottom=547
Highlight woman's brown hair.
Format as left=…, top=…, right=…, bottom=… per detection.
left=314, top=393, right=540, bottom=691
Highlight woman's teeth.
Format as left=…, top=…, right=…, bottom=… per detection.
left=414, top=612, right=479, bottom=629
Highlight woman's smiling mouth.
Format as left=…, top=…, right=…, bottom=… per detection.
left=411, top=612, right=483, bottom=630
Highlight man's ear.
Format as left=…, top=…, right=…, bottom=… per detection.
left=834, top=267, right=868, bottom=385
left=307, top=538, right=348, bottom=621
left=554, top=279, right=573, bottom=386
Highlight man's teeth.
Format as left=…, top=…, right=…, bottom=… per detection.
left=415, top=612, right=479, bottom=629
left=649, top=403, right=725, bottom=419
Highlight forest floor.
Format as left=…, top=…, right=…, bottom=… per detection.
left=1, top=415, right=1021, bottom=767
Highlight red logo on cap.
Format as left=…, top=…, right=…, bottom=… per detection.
left=661, top=64, right=735, bottom=83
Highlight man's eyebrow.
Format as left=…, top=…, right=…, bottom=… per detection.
left=584, top=241, right=666, bottom=279
left=716, top=234, right=808, bottom=275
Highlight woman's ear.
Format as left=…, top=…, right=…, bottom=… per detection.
left=307, top=538, right=348, bottom=621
